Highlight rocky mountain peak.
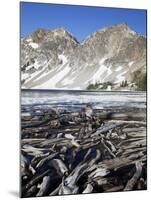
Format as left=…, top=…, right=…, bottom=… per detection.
left=83, top=23, right=137, bottom=43
left=21, top=24, right=146, bottom=90
left=50, top=28, right=79, bottom=44
left=31, top=28, right=46, bottom=43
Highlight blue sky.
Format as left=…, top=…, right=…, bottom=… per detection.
left=20, top=2, right=147, bottom=42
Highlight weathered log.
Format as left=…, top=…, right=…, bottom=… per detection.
left=124, top=161, right=142, bottom=191
left=36, top=176, right=51, bottom=196
left=105, top=185, right=124, bottom=192
left=101, top=138, right=116, bottom=158
left=108, top=120, right=146, bottom=126
left=89, top=166, right=110, bottom=178
left=83, top=183, right=93, bottom=193
left=92, top=123, right=124, bottom=137
left=24, top=185, right=38, bottom=197
left=51, top=159, right=68, bottom=177
left=22, top=169, right=51, bottom=194
left=89, top=149, right=101, bottom=166
left=49, top=184, right=61, bottom=196
left=35, top=153, right=59, bottom=170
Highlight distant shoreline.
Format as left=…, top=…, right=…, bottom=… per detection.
left=21, top=88, right=146, bottom=93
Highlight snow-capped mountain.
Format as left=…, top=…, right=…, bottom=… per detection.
left=21, top=24, right=146, bottom=89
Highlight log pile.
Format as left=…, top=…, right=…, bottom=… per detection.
left=21, top=104, right=147, bottom=197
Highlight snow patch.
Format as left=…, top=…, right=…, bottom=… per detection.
left=62, top=77, right=74, bottom=85
left=107, top=68, right=112, bottom=76
left=22, top=73, right=29, bottom=80
left=115, top=66, right=123, bottom=72
left=89, top=58, right=108, bottom=83
left=26, top=64, right=34, bottom=71
left=106, top=85, right=112, bottom=91
left=26, top=61, right=41, bottom=71
left=99, top=57, right=107, bottom=65
left=48, top=64, right=71, bottom=85
left=34, top=60, right=42, bottom=70
left=54, top=32, right=59, bottom=36
left=128, top=61, right=134, bottom=67
left=91, top=64, right=107, bottom=83
left=115, top=71, right=127, bottom=83
left=58, top=54, right=67, bottom=65
left=36, top=63, right=71, bottom=88
left=129, top=30, right=136, bottom=36
left=26, top=38, right=32, bottom=42
left=101, top=67, right=112, bottom=82
left=28, top=42, right=39, bottom=49
left=35, top=62, right=52, bottom=81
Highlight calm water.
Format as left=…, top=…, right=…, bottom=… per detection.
left=21, top=89, right=146, bottom=112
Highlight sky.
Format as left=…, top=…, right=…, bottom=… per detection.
left=20, top=2, right=147, bottom=42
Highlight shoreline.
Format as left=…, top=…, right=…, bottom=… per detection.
left=21, top=88, right=147, bottom=93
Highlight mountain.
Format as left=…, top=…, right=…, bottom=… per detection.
left=21, top=24, right=146, bottom=90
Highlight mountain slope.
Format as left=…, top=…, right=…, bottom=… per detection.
left=21, top=24, right=146, bottom=90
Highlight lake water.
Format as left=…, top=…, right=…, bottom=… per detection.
left=21, top=90, right=146, bottom=112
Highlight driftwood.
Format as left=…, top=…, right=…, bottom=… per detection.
left=36, top=176, right=51, bottom=196
left=21, top=104, right=147, bottom=197
left=83, top=183, right=93, bottom=193
left=124, top=161, right=142, bottom=191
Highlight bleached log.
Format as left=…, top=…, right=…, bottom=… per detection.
left=49, top=184, right=61, bottom=196
left=36, top=176, right=51, bottom=196
left=51, top=159, right=68, bottom=176
left=124, top=161, right=142, bottom=191
left=108, top=120, right=146, bottom=126
left=22, top=169, right=51, bottom=194
left=83, top=183, right=93, bottom=193
left=101, top=138, right=116, bottom=158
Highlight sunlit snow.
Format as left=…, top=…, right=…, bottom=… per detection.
left=115, top=66, right=123, bottom=72
left=28, top=42, right=39, bottom=49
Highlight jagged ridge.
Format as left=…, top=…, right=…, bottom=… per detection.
left=21, top=23, right=146, bottom=90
